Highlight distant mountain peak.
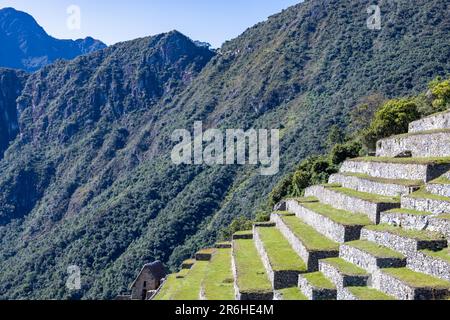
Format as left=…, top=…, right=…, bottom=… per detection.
left=0, top=7, right=106, bottom=72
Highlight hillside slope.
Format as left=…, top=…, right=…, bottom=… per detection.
left=0, top=0, right=450, bottom=299
left=0, top=7, right=106, bottom=72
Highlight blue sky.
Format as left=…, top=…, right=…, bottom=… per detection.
left=1, top=0, right=300, bottom=47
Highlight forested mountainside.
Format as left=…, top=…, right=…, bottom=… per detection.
left=0, top=7, right=106, bottom=72
left=0, top=0, right=450, bottom=299
left=0, top=68, right=28, bottom=156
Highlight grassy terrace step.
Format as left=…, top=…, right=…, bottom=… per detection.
left=171, top=261, right=210, bottom=300
left=373, top=268, right=450, bottom=300
left=233, top=230, right=253, bottom=240
left=305, top=185, right=400, bottom=223
left=402, top=189, right=450, bottom=215
left=176, top=268, right=191, bottom=279
left=376, top=129, right=450, bottom=158
left=232, top=238, right=273, bottom=300
left=380, top=208, right=434, bottom=231
left=330, top=172, right=422, bottom=197
left=275, top=287, right=308, bottom=300
left=298, top=272, right=337, bottom=300
left=181, top=259, right=196, bottom=269
left=195, top=249, right=215, bottom=261
left=342, top=287, right=396, bottom=300
left=422, top=249, right=450, bottom=265
left=361, top=224, right=447, bottom=256
left=215, top=242, right=232, bottom=249
left=340, top=240, right=406, bottom=273
left=340, top=157, right=450, bottom=182
left=319, top=258, right=369, bottom=289
left=300, top=200, right=373, bottom=225
left=272, top=212, right=339, bottom=271
left=202, top=248, right=235, bottom=300
left=153, top=274, right=182, bottom=300
left=255, top=226, right=307, bottom=289
left=287, top=198, right=372, bottom=243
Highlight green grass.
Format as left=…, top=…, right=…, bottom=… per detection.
left=281, top=215, right=339, bottom=252
left=380, top=128, right=450, bottom=139
left=171, top=261, right=210, bottom=300
left=383, top=208, right=433, bottom=217
left=153, top=275, right=182, bottom=300
left=345, top=240, right=405, bottom=259
left=176, top=268, right=191, bottom=278
left=429, top=176, right=450, bottom=185
left=422, top=248, right=450, bottom=264
left=257, top=227, right=307, bottom=272
left=233, top=239, right=272, bottom=294
left=202, top=248, right=235, bottom=300
left=300, top=201, right=373, bottom=226
left=352, top=156, right=450, bottom=165
left=382, top=268, right=450, bottom=289
left=321, top=258, right=368, bottom=276
left=182, top=259, right=196, bottom=268
left=277, top=287, right=308, bottom=300
left=233, top=230, right=253, bottom=237
left=293, top=196, right=319, bottom=203
left=436, top=214, right=450, bottom=221
left=301, top=272, right=335, bottom=290
left=274, top=211, right=295, bottom=217
left=347, top=287, right=395, bottom=300
left=327, top=186, right=400, bottom=204
left=340, top=172, right=423, bottom=187
left=364, top=224, right=446, bottom=241
left=407, top=188, right=450, bottom=202
left=197, top=248, right=216, bottom=255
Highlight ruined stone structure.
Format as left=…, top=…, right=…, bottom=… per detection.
left=130, top=261, right=166, bottom=300
left=146, top=110, right=450, bottom=301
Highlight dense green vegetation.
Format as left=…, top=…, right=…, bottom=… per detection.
left=1, top=0, right=450, bottom=299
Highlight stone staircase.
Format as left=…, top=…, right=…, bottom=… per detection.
left=152, top=110, right=450, bottom=301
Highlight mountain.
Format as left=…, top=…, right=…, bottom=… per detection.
left=0, top=7, right=106, bottom=72
left=0, top=0, right=450, bottom=299
left=0, top=68, right=27, bottom=156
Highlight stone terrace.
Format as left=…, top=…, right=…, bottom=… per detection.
left=153, top=110, right=450, bottom=300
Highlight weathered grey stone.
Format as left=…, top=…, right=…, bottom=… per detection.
left=318, top=260, right=369, bottom=290
left=340, top=243, right=406, bottom=273
left=232, top=232, right=253, bottom=240
left=286, top=199, right=365, bottom=243
left=401, top=194, right=450, bottom=215
left=340, top=159, right=450, bottom=182
left=271, top=213, right=338, bottom=271
left=305, top=185, right=399, bottom=224
left=253, top=227, right=302, bottom=290
left=273, top=200, right=287, bottom=212
left=409, top=110, right=450, bottom=133
left=195, top=250, right=214, bottom=261
left=428, top=216, right=450, bottom=238
left=215, top=242, right=232, bottom=249
left=376, top=130, right=450, bottom=158
left=372, top=269, right=450, bottom=300
left=379, top=210, right=433, bottom=230
left=360, top=227, right=447, bottom=257
left=298, top=274, right=337, bottom=300
left=329, top=173, right=419, bottom=197
left=427, top=182, right=450, bottom=198
left=408, top=251, right=450, bottom=282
